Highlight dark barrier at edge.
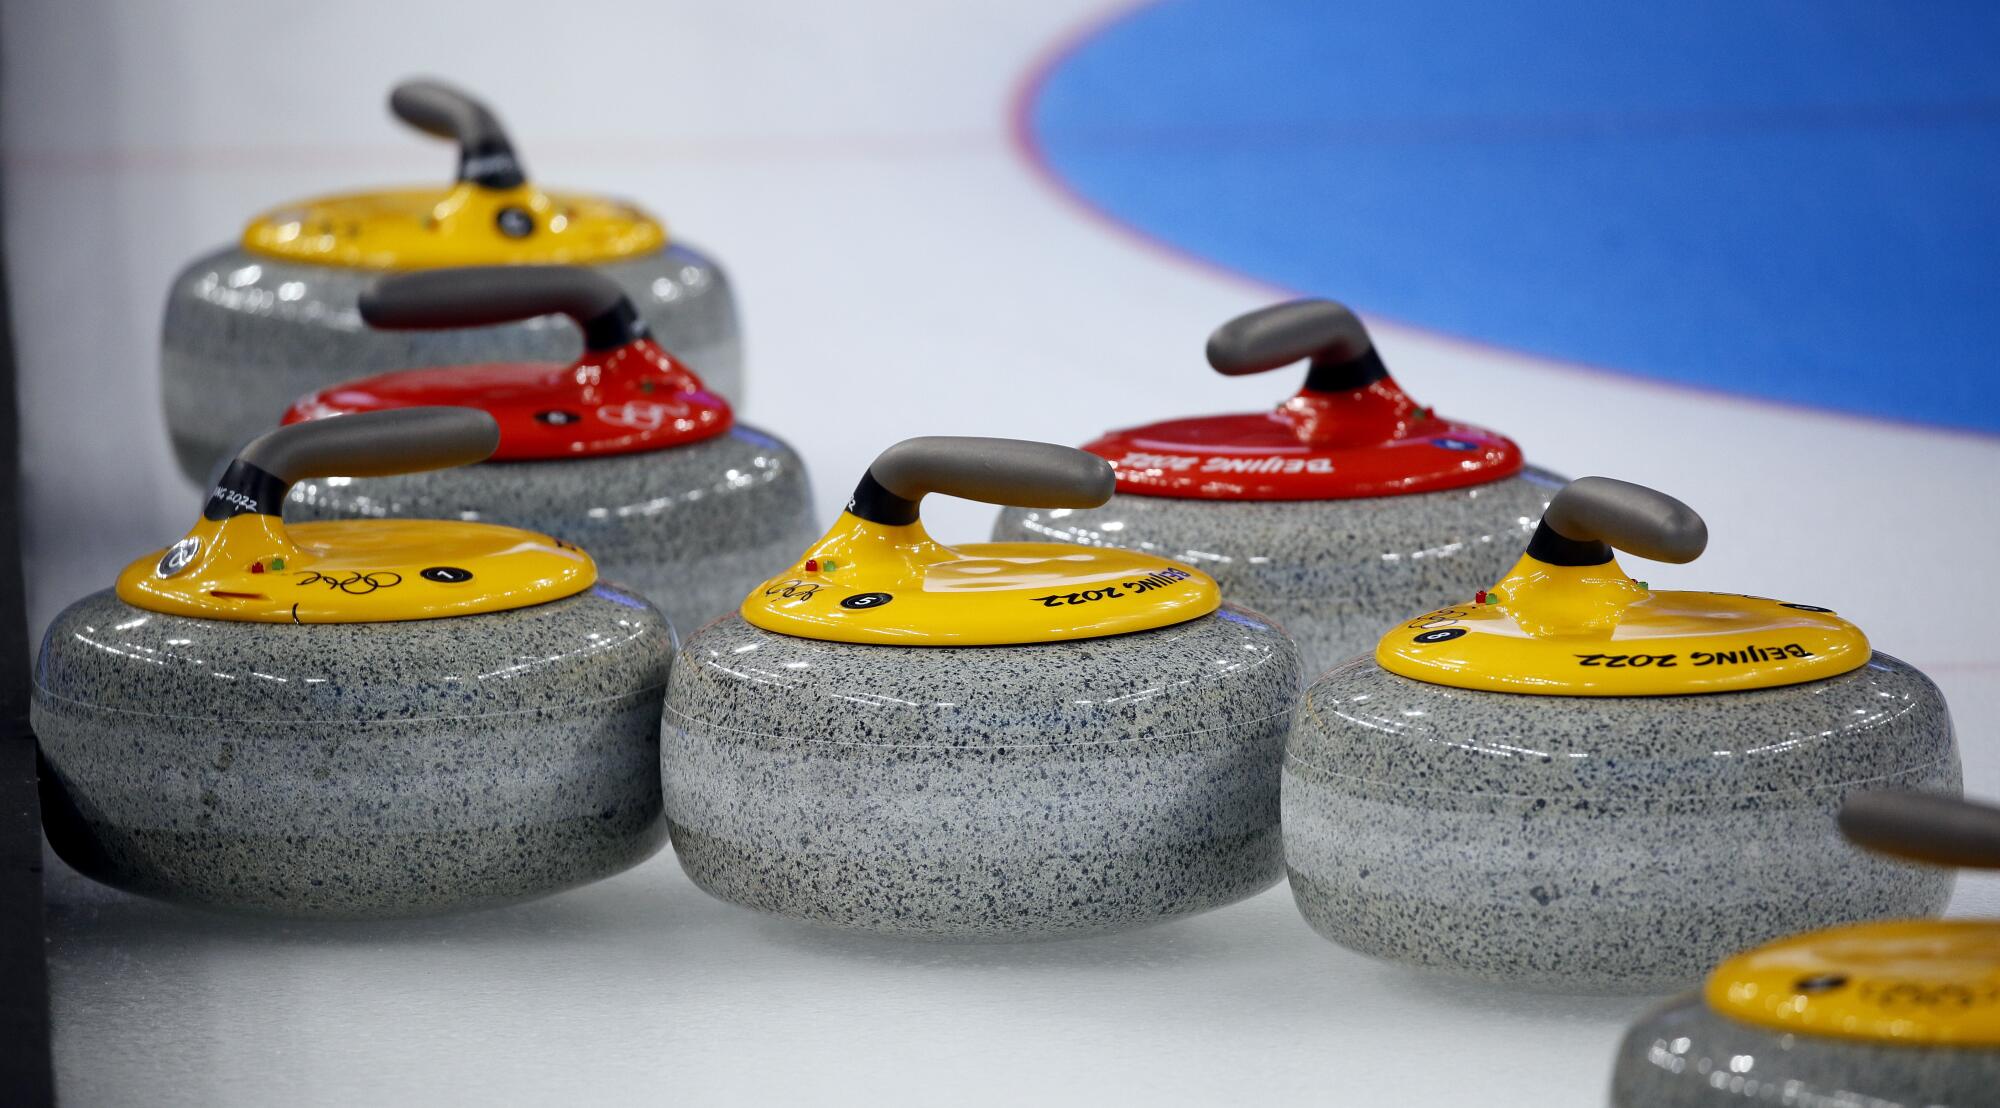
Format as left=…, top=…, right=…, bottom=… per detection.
left=0, top=15, right=58, bottom=1100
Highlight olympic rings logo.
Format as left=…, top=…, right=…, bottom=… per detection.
left=763, top=579, right=822, bottom=600
left=296, top=570, right=403, bottom=595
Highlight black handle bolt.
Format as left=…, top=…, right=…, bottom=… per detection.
left=1525, top=476, right=1708, bottom=568
left=390, top=79, right=526, bottom=191
left=1207, top=299, right=1388, bottom=394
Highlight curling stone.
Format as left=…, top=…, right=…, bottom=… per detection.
left=662, top=437, right=1302, bottom=940
left=1611, top=791, right=2000, bottom=1105
left=32, top=408, right=673, bottom=918
left=281, top=265, right=814, bottom=638
left=162, top=77, right=741, bottom=484
left=1283, top=476, right=1960, bottom=991
left=992, top=299, right=1562, bottom=675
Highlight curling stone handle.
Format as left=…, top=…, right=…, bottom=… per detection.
left=206, top=408, right=500, bottom=521
left=1206, top=299, right=1387, bottom=393
left=1525, top=476, right=1708, bottom=568
left=1839, top=791, right=2000, bottom=871
left=360, top=266, right=646, bottom=352
left=847, top=437, right=1115, bottom=526
left=389, top=79, right=525, bottom=190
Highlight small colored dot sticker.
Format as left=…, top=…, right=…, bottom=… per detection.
left=804, top=559, right=820, bottom=573
left=248, top=561, right=265, bottom=574
left=821, top=560, right=836, bottom=571
left=270, top=557, right=286, bottom=570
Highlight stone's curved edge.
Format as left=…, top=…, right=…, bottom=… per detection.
left=1279, top=651, right=1961, bottom=991
left=1609, top=993, right=2000, bottom=1105
left=661, top=606, right=1301, bottom=938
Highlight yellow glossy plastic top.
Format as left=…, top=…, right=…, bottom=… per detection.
left=117, top=512, right=596, bottom=624
left=1375, top=552, right=1870, bottom=695
left=1706, top=919, right=2000, bottom=1046
left=242, top=181, right=665, bottom=270
left=741, top=512, right=1219, bottom=645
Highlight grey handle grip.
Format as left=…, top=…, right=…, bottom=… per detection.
left=205, top=409, right=498, bottom=520
left=389, top=79, right=525, bottom=190
left=241, top=407, right=499, bottom=483
left=1528, top=476, right=1707, bottom=567
left=1206, top=299, right=1386, bottom=392
left=848, top=437, right=1115, bottom=526
left=1839, top=791, right=2000, bottom=870
left=360, top=266, right=645, bottom=352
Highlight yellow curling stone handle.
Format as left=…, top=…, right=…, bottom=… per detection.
left=1377, top=476, right=1869, bottom=695
left=742, top=436, right=1219, bottom=646
left=1704, top=792, right=2000, bottom=1046
left=242, top=79, right=663, bottom=269
left=119, top=407, right=595, bottom=623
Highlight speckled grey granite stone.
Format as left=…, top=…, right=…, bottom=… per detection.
left=285, top=426, right=815, bottom=640
left=991, top=467, right=1563, bottom=678
left=1611, top=993, right=2000, bottom=1105
left=32, top=584, right=673, bottom=918
left=161, top=242, right=742, bottom=484
left=662, top=605, right=1302, bottom=940
left=1284, top=654, right=1960, bottom=992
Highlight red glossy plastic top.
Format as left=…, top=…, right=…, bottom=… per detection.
left=283, top=338, right=732, bottom=461
left=1083, top=376, right=1522, bottom=500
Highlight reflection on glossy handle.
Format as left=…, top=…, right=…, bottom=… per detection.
left=847, top=437, right=1115, bottom=526
left=242, top=407, right=499, bottom=482
left=208, top=408, right=499, bottom=521
left=1840, top=791, right=2000, bottom=870
left=1206, top=299, right=1385, bottom=392
left=361, top=266, right=644, bottom=351
left=389, top=78, right=525, bottom=190
left=1527, top=476, right=1707, bottom=567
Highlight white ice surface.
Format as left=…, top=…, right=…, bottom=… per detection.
left=6, top=1, right=1997, bottom=1104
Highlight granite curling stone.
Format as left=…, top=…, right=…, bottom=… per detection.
left=663, top=436, right=1303, bottom=940
left=992, top=299, right=1562, bottom=676
left=280, top=264, right=814, bottom=638
left=33, top=408, right=673, bottom=918
left=1611, top=790, right=2000, bottom=1106
left=1283, top=476, right=1960, bottom=992
left=162, top=77, right=741, bottom=485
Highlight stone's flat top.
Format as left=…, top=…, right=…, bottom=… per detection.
left=740, top=525, right=1221, bottom=646
left=1083, top=387, right=1524, bottom=500
left=1703, top=919, right=2000, bottom=1047
left=1376, top=573, right=1872, bottom=697
left=242, top=184, right=665, bottom=270
left=115, top=516, right=598, bottom=625
left=285, top=338, right=732, bottom=462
